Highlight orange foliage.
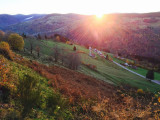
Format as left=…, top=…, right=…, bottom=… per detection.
left=0, top=56, right=15, bottom=89
left=82, top=62, right=97, bottom=70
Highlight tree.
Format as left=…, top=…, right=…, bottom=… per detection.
left=52, top=45, right=61, bottom=63
left=0, top=41, right=10, bottom=50
left=106, top=54, right=109, bottom=60
left=56, top=36, right=60, bottom=41
left=27, top=36, right=35, bottom=54
left=0, top=41, right=12, bottom=60
left=8, top=33, right=24, bottom=51
left=73, top=46, right=76, bottom=51
left=0, top=30, right=5, bottom=41
left=36, top=46, right=40, bottom=57
left=37, top=34, right=41, bottom=40
left=146, top=70, right=154, bottom=80
left=60, top=48, right=65, bottom=65
left=22, top=33, right=27, bottom=38
left=67, top=53, right=81, bottom=70
left=45, top=34, right=48, bottom=40
left=17, top=74, right=41, bottom=117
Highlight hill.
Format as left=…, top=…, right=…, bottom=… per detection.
left=2, top=13, right=160, bottom=62
left=0, top=39, right=159, bottom=119
left=0, top=14, right=46, bottom=29
left=0, top=31, right=160, bottom=119
left=20, top=38, right=160, bottom=93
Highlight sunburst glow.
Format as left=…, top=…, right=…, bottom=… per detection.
left=96, top=14, right=104, bottom=18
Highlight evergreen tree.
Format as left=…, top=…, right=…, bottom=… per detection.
left=73, top=46, right=76, bottom=51
left=45, top=34, right=48, bottom=39
left=37, top=34, right=41, bottom=40
left=146, top=70, right=154, bottom=80
left=22, top=33, right=27, bottom=38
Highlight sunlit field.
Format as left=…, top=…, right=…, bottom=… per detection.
left=20, top=39, right=160, bottom=93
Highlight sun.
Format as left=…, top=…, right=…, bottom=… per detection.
left=96, top=13, right=104, bottom=18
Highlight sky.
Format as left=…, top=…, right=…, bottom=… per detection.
left=0, top=0, right=160, bottom=15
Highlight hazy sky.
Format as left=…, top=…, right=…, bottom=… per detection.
left=0, top=0, right=160, bottom=15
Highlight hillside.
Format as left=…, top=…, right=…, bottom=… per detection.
left=0, top=29, right=160, bottom=119
left=19, top=38, right=160, bottom=93
left=2, top=13, right=160, bottom=62
left=0, top=14, right=46, bottom=29
left=0, top=39, right=160, bottom=119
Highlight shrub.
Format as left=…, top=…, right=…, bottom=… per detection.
left=73, top=46, right=76, bottom=51
left=108, top=56, right=113, bottom=61
left=0, top=86, right=11, bottom=103
left=0, top=41, right=10, bottom=50
left=146, top=70, right=154, bottom=80
left=106, top=54, right=109, bottom=60
left=4, top=110, right=20, bottom=120
left=46, top=92, right=72, bottom=119
left=0, top=46, right=12, bottom=60
left=82, top=62, right=97, bottom=71
left=17, top=74, right=41, bottom=117
left=66, top=41, right=71, bottom=45
left=8, top=33, right=24, bottom=51
left=137, top=89, right=144, bottom=94
left=67, top=53, right=81, bottom=70
left=0, top=56, right=14, bottom=103
left=126, top=59, right=129, bottom=63
left=0, top=30, right=5, bottom=41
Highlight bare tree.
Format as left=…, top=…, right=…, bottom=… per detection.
left=66, top=53, right=81, bottom=70
left=27, top=36, right=35, bottom=54
left=60, top=48, right=65, bottom=65
left=36, top=46, right=40, bottom=57
left=52, top=45, right=61, bottom=63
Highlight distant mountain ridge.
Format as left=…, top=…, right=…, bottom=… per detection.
left=0, top=14, right=46, bottom=29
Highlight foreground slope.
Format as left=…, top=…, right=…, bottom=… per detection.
left=0, top=49, right=160, bottom=119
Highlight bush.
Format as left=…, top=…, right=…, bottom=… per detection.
left=106, top=54, right=109, bottom=60
left=4, top=109, right=20, bottom=120
left=17, top=74, right=41, bottom=117
left=0, top=41, right=10, bottom=50
left=146, top=70, right=154, bottom=80
left=0, top=30, right=5, bottom=41
left=67, top=53, right=81, bottom=70
left=137, top=89, right=144, bottom=94
left=82, top=62, right=97, bottom=71
left=0, top=86, right=11, bottom=103
left=0, top=46, right=12, bottom=60
left=73, top=46, right=76, bottom=51
left=46, top=92, right=72, bottom=119
left=8, top=33, right=24, bottom=51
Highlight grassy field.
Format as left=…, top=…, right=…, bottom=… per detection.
left=107, top=53, right=160, bottom=80
left=22, top=39, right=160, bottom=93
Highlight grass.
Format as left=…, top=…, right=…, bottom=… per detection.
left=107, top=53, right=160, bottom=80
left=22, top=39, right=160, bottom=93
left=0, top=55, right=73, bottom=119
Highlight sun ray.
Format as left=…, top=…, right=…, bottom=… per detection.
left=96, top=13, right=103, bottom=18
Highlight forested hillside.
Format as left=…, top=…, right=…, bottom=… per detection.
left=2, top=13, right=160, bottom=63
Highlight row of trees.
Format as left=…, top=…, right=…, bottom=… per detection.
left=51, top=45, right=81, bottom=70
left=0, top=30, right=24, bottom=51
left=0, top=30, right=25, bottom=61
left=22, top=33, right=81, bottom=70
